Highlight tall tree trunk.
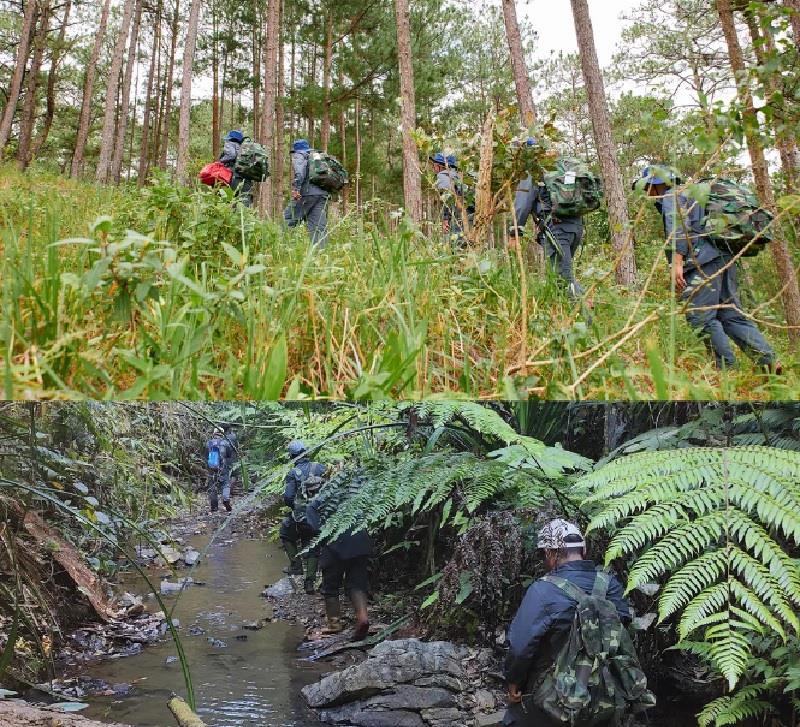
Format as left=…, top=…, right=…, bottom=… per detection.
left=126, top=26, right=143, bottom=182
left=151, top=17, right=165, bottom=168
left=289, top=25, right=296, bottom=141
left=273, top=0, right=285, bottom=213
left=501, top=0, right=537, bottom=126
left=70, top=0, right=112, bottom=177
left=320, top=13, right=333, bottom=152
left=570, top=0, right=636, bottom=286
left=175, top=0, right=202, bottom=181
left=138, top=2, right=161, bottom=185
left=394, top=0, right=422, bottom=223
left=31, top=0, right=71, bottom=158
left=338, top=67, right=348, bottom=216
left=718, top=0, right=800, bottom=345
left=258, top=0, right=280, bottom=213
left=785, top=0, right=800, bottom=42
left=112, top=0, right=142, bottom=183
left=252, top=0, right=261, bottom=136
left=96, top=0, right=137, bottom=182
left=16, top=0, right=51, bottom=171
left=0, top=0, right=38, bottom=154
left=211, top=0, right=220, bottom=157
left=355, top=94, right=362, bottom=211
left=158, top=0, right=180, bottom=170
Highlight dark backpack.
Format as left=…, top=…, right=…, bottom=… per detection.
left=696, top=178, right=773, bottom=257
left=543, top=158, right=604, bottom=218
left=292, top=465, right=328, bottom=524
left=531, top=570, right=655, bottom=726
left=307, top=151, right=348, bottom=193
left=234, top=138, right=270, bottom=181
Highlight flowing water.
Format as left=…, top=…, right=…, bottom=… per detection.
left=73, top=532, right=323, bottom=727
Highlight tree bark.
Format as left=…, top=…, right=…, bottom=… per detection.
left=785, top=0, right=800, bottom=43
left=501, top=0, right=537, bottom=127
left=16, top=0, right=51, bottom=171
left=394, top=0, right=422, bottom=223
left=70, top=0, right=112, bottom=178
left=321, top=12, right=333, bottom=152
left=112, top=0, right=142, bottom=183
left=258, top=0, right=280, bottom=213
left=31, top=0, right=71, bottom=159
left=570, top=0, right=637, bottom=286
left=273, top=0, right=285, bottom=213
left=0, top=0, right=38, bottom=154
left=175, top=0, right=202, bottom=182
left=355, top=94, right=362, bottom=211
left=96, top=0, right=137, bottom=182
left=252, top=0, right=261, bottom=136
left=718, top=0, right=800, bottom=345
left=157, top=0, right=180, bottom=170
left=138, top=1, right=162, bottom=185
left=338, top=66, right=348, bottom=215
left=211, top=0, right=220, bottom=158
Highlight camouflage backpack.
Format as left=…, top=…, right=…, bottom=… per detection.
left=543, top=158, right=604, bottom=218
left=696, top=178, right=773, bottom=257
left=531, top=570, right=656, bottom=726
left=291, top=464, right=328, bottom=524
left=307, top=151, right=348, bottom=193
left=234, top=138, right=270, bottom=181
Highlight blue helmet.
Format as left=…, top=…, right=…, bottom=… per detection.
left=446, top=154, right=458, bottom=169
left=292, top=139, right=310, bottom=152
left=429, top=152, right=447, bottom=166
left=226, top=130, right=244, bottom=143
left=641, top=164, right=682, bottom=187
left=287, top=440, right=307, bottom=457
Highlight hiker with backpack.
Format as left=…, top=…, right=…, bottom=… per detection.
left=429, top=152, right=471, bottom=248
left=503, top=519, right=654, bottom=727
left=206, top=427, right=234, bottom=513
left=219, top=131, right=254, bottom=207
left=640, top=165, right=780, bottom=373
left=283, top=139, right=348, bottom=248
left=279, top=440, right=328, bottom=594
left=509, top=154, right=603, bottom=305
left=305, top=468, right=373, bottom=641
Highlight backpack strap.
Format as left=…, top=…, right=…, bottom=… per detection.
left=541, top=575, right=590, bottom=606
left=592, top=568, right=610, bottom=599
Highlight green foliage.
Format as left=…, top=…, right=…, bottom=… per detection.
left=581, top=446, right=800, bottom=690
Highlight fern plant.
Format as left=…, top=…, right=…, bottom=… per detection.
left=579, top=445, right=800, bottom=690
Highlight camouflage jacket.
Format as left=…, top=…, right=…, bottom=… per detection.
left=504, top=560, right=631, bottom=688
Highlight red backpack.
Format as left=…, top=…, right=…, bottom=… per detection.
left=199, top=161, right=232, bottom=186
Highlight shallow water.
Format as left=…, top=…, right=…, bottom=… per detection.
left=74, top=532, right=323, bottom=727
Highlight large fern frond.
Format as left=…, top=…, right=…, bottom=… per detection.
left=579, top=446, right=800, bottom=689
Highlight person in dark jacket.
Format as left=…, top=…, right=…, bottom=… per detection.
left=283, top=139, right=330, bottom=247
left=306, top=487, right=373, bottom=641
left=219, top=130, right=253, bottom=207
left=279, top=440, right=327, bottom=592
left=641, top=165, right=779, bottom=372
left=206, top=427, right=233, bottom=513
left=429, top=152, right=470, bottom=248
left=503, top=519, right=631, bottom=727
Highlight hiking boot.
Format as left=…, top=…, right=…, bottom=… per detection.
left=304, top=578, right=316, bottom=595
left=223, top=500, right=232, bottom=512
left=321, top=596, right=344, bottom=635
left=349, top=590, right=370, bottom=642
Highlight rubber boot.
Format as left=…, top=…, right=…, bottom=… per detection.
left=282, top=541, right=303, bottom=576
left=304, top=556, right=319, bottom=595
left=321, top=596, right=344, bottom=634
left=223, top=500, right=232, bottom=512
left=349, top=590, right=370, bottom=642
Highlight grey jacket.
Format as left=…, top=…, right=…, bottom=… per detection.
left=291, top=150, right=328, bottom=198
left=658, top=191, right=722, bottom=272
left=220, top=140, right=241, bottom=170
left=512, top=175, right=582, bottom=235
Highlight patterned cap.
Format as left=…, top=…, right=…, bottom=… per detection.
left=537, top=519, right=585, bottom=549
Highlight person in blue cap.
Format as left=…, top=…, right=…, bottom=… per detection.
left=283, top=139, right=330, bottom=247
left=640, top=164, right=779, bottom=372
left=509, top=138, right=587, bottom=305
left=219, top=130, right=253, bottom=207
left=429, top=152, right=469, bottom=248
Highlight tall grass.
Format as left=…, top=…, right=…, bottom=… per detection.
left=1, top=164, right=797, bottom=399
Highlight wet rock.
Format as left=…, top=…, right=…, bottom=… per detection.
left=263, top=577, right=296, bottom=598
left=236, top=634, right=248, bottom=641
left=183, top=549, right=201, bottom=566
left=472, top=689, right=496, bottom=711
left=318, top=705, right=425, bottom=727
left=242, top=620, right=263, bottom=631
left=207, top=637, right=227, bottom=648
left=188, top=625, right=206, bottom=636
left=160, top=577, right=193, bottom=594
left=475, top=711, right=505, bottom=727
left=165, top=656, right=178, bottom=665
left=111, top=683, right=133, bottom=696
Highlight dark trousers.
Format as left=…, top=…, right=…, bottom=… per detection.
left=279, top=517, right=318, bottom=554
left=320, top=552, right=369, bottom=597
left=539, top=221, right=584, bottom=300
left=283, top=195, right=329, bottom=247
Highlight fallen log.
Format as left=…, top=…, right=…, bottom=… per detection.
left=167, top=694, right=206, bottom=727
left=22, top=510, right=121, bottom=623
left=0, top=699, right=132, bottom=727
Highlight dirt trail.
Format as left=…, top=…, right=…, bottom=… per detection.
left=0, top=700, right=133, bottom=727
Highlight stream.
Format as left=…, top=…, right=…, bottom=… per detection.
left=68, top=531, right=324, bottom=727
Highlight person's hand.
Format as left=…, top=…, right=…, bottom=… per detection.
left=292, top=189, right=301, bottom=201
left=672, top=261, right=686, bottom=294
left=508, top=684, right=522, bottom=704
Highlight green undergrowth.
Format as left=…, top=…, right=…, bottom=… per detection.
left=1, top=164, right=797, bottom=399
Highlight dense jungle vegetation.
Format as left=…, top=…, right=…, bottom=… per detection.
left=1, top=401, right=800, bottom=725
left=1, top=0, right=799, bottom=398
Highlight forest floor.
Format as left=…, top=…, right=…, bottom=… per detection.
left=2, top=164, right=798, bottom=400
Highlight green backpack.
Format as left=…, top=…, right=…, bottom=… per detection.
left=234, top=139, right=270, bottom=181
left=531, top=570, right=656, bottom=726
left=308, top=151, right=348, bottom=193
left=291, top=466, right=328, bottom=524
left=543, top=158, right=604, bottom=217
left=697, top=178, right=773, bottom=257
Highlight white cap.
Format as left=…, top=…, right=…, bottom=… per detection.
left=537, top=519, right=585, bottom=550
